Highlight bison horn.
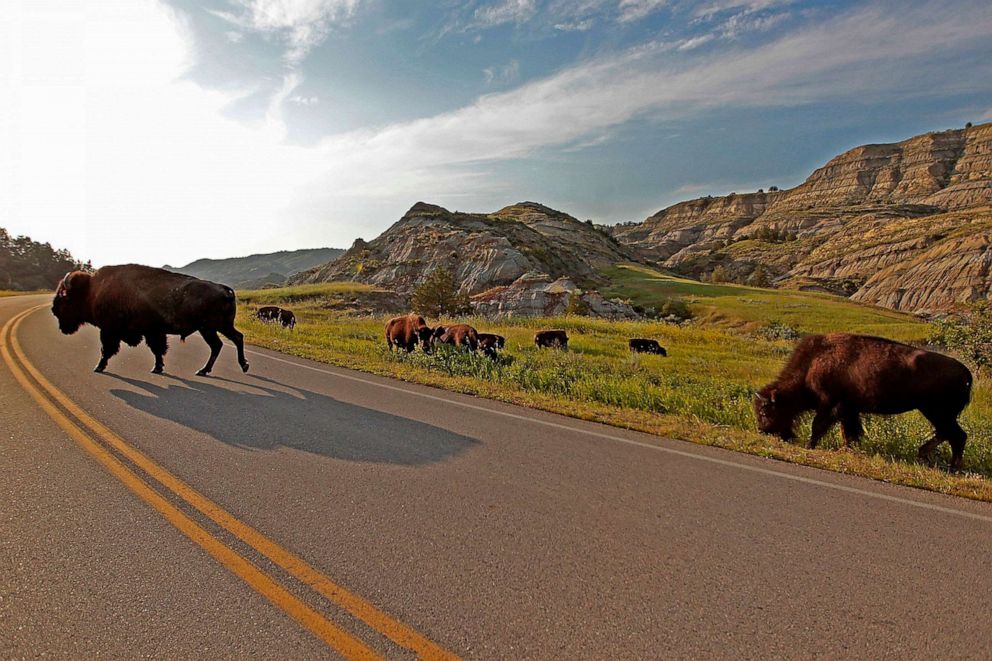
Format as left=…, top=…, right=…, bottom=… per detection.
left=61, top=271, right=73, bottom=292
left=754, top=392, right=768, bottom=403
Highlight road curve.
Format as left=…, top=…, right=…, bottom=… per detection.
left=3, top=294, right=992, bottom=659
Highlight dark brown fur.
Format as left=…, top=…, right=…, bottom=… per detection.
left=755, top=333, right=973, bottom=470
left=628, top=338, right=667, bottom=355
left=51, top=264, right=249, bottom=376
left=535, top=329, right=568, bottom=350
left=385, top=314, right=433, bottom=352
left=477, top=333, right=506, bottom=360
left=434, top=324, right=479, bottom=351
left=256, top=306, right=296, bottom=329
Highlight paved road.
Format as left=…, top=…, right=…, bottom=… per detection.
left=3, top=294, right=992, bottom=659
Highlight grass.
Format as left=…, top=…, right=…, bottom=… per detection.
left=236, top=276, right=992, bottom=502
left=601, top=263, right=928, bottom=342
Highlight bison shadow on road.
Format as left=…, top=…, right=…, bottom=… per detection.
left=105, top=374, right=479, bottom=466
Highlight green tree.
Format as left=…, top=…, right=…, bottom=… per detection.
left=710, top=265, right=729, bottom=283
left=411, top=268, right=471, bottom=317
left=747, top=264, right=771, bottom=288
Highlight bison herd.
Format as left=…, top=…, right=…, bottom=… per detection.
left=50, top=266, right=975, bottom=471
left=384, top=313, right=671, bottom=362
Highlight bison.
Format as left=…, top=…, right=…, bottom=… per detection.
left=385, top=314, right=433, bottom=352
left=629, top=338, right=667, bottom=355
left=51, top=264, right=249, bottom=376
left=477, top=332, right=506, bottom=360
left=535, top=329, right=568, bottom=350
left=256, top=305, right=296, bottom=329
left=754, top=333, right=972, bottom=470
left=433, top=324, right=479, bottom=351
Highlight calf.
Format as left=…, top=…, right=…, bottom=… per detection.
left=754, top=333, right=973, bottom=470
left=434, top=324, right=479, bottom=351
left=256, top=305, right=296, bottom=329
left=477, top=333, right=506, bottom=360
left=628, top=338, right=667, bottom=355
left=534, top=329, right=568, bottom=350
left=385, top=314, right=433, bottom=352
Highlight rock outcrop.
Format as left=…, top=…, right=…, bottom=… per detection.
left=470, top=272, right=638, bottom=319
left=293, top=201, right=632, bottom=296
left=614, top=122, right=992, bottom=313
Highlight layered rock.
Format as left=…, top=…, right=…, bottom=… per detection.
left=614, top=122, right=992, bottom=312
left=470, top=272, right=638, bottom=319
left=293, top=201, right=632, bottom=295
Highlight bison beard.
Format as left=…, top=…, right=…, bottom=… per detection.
left=754, top=333, right=972, bottom=471
left=52, top=265, right=250, bottom=376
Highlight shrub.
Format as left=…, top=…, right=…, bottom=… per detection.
left=746, top=264, right=771, bottom=288
left=411, top=268, right=472, bottom=317
left=565, top=293, right=591, bottom=316
left=759, top=321, right=802, bottom=341
left=931, top=302, right=992, bottom=369
left=658, top=298, right=692, bottom=321
left=710, top=265, right=729, bottom=283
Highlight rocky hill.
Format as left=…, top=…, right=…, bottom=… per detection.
left=614, top=122, right=992, bottom=313
left=166, top=247, right=343, bottom=289
left=292, top=201, right=632, bottom=295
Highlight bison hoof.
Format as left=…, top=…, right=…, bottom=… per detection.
left=93, top=364, right=106, bottom=373
left=240, top=362, right=250, bottom=373
left=151, top=367, right=164, bottom=375
left=195, top=368, right=210, bottom=377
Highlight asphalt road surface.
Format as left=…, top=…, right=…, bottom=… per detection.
left=3, top=294, right=992, bottom=659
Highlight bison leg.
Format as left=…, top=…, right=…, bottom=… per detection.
left=840, top=410, right=863, bottom=447
left=947, top=423, right=967, bottom=472
left=196, top=329, right=223, bottom=376
left=146, top=333, right=168, bottom=374
left=808, top=408, right=837, bottom=449
left=220, top=326, right=249, bottom=373
left=920, top=411, right=968, bottom=471
left=95, top=330, right=121, bottom=373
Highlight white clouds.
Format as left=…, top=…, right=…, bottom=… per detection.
left=213, top=0, right=362, bottom=63
left=472, top=0, right=537, bottom=29
left=553, top=19, right=595, bottom=31
left=483, top=60, right=521, bottom=86
left=0, top=0, right=328, bottom=266
left=306, top=0, right=992, bottom=199
left=3, top=0, right=990, bottom=268
left=618, top=0, right=668, bottom=23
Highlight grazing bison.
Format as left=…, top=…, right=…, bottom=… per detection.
left=754, top=333, right=972, bottom=470
left=256, top=305, right=296, bottom=329
left=629, top=338, right=667, bottom=355
left=477, top=332, right=506, bottom=359
left=51, top=264, right=249, bottom=376
left=434, top=324, right=479, bottom=351
left=385, top=314, right=433, bottom=352
left=534, top=329, right=568, bottom=350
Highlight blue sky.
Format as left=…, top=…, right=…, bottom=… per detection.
left=2, top=0, right=990, bottom=267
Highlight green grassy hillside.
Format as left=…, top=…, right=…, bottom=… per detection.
left=236, top=278, right=991, bottom=501
left=600, top=264, right=928, bottom=341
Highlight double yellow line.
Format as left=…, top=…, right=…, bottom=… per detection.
left=1, top=307, right=459, bottom=660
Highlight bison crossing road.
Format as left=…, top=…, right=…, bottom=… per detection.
left=51, top=264, right=250, bottom=377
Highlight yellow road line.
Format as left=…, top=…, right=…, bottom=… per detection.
left=1, top=308, right=381, bottom=659
left=6, top=306, right=460, bottom=661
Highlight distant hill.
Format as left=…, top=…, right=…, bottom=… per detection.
left=0, top=227, right=88, bottom=290
left=166, top=248, right=344, bottom=289
left=613, top=121, right=992, bottom=313
left=291, top=201, right=633, bottom=294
